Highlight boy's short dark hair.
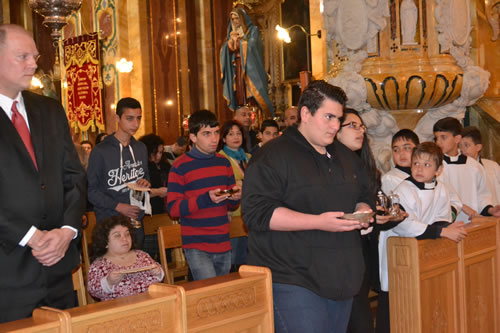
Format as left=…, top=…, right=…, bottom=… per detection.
left=433, top=117, right=463, bottom=136
left=260, top=119, right=279, bottom=132
left=176, top=136, right=188, bottom=146
left=189, top=110, right=219, bottom=135
left=412, top=142, right=444, bottom=169
left=461, top=126, right=482, bottom=145
left=297, top=81, right=346, bottom=123
left=392, top=129, right=420, bottom=146
left=116, top=97, right=141, bottom=117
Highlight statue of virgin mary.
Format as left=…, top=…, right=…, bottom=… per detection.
left=221, top=8, right=274, bottom=116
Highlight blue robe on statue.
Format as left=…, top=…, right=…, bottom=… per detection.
left=221, top=8, right=274, bottom=116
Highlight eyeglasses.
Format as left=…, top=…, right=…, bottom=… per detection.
left=341, top=121, right=366, bottom=131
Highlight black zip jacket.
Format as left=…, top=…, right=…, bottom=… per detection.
left=242, top=126, right=373, bottom=300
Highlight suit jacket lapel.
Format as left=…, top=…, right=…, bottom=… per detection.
left=0, top=105, right=38, bottom=171
left=22, top=91, right=44, bottom=169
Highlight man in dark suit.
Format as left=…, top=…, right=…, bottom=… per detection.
left=0, top=24, right=86, bottom=323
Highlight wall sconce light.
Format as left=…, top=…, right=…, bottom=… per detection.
left=116, top=58, right=133, bottom=73
left=275, top=24, right=322, bottom=73
left=31, top=77, right=44, bottom=89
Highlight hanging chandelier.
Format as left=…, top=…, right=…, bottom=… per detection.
left=28, top=0, right=83, bottom=43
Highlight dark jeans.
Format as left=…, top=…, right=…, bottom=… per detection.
left=273, top=283, right=353, bottom=333
left=183, top=249, right=231, bottom=280
left=230, top=236, right=247, bottom=265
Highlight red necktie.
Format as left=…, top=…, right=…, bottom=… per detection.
left=11, top=101, right=38, bottom=170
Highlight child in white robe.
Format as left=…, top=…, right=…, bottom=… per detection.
left=377, top=142, right=468, bottom=333
left=459, top=126, right=500, bottom=205
left=433, top=117, right=500, bottom=221
left=381, top=129, right=419, bottom=195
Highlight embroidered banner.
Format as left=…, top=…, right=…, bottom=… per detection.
left=63, top=33, right=104, bottom=133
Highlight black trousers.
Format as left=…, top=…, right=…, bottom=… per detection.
left=347, top=236, right=375, bottom=333
left=375, top=291, right=390, bottom=333
left=0, top=268, right=76, bottom=323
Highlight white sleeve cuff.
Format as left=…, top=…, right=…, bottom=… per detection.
left=19, top=226, right=37, bottom=246
left=61, top=225, right=78, bottom=239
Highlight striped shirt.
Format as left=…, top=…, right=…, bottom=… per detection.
left=166, top=147, right=239, bottom=253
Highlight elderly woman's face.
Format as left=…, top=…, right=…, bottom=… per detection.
left=107, top=225, right=132, bottom=256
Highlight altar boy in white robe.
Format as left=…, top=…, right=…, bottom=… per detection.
left=434, top=117, right=500, bottom=221
left=377, top=142, right=468, bottom=333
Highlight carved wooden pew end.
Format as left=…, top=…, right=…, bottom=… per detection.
left=182, top=265, right=274, bottom=333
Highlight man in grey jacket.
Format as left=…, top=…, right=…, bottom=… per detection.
left=87, top=97, right=150, bottom=248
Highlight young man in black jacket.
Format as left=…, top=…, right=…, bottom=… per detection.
left=242, top=80, right=374, bottom=333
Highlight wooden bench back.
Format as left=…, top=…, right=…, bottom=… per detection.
left=0, top=265, right=274, bottom=333
left=158, top=224, right=188, bottom=284
left=388, top=217, right=500, bottom=333
left=66, top=283, right=186, bottom=333
left=143, top=213, right=176, bottom=235
left=182, top=265, right=274, bottom=332
left=81, top=211, right=96, bottom=280
left=0, top=307, right=71, bottom=333
left=229, top=216, right=248, bottom=238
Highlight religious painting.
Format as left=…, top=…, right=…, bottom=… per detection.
left=281, top=0, right=310, bottom=81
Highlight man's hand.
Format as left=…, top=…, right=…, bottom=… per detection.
left=115, top=203, right=140, bottom=219
left=353, top=208, right=374, bottom=228
left=151, top=187, right=168, bottom=198
left=318, top=212, right=364, bottom=232
left=462, top=204, right=479, bottom=218
left=208, top=189, right=231, bottom=204
left=31, top=228, right=75, bottom=266
left=136, top=178, right=151, bottom=188
left=488, top=205, right=500, bottom=217
left=440, top=222, right=467, bottom=242
left=228, top=185, right=242, bottom=200
left=27, top=229, right=48, bottom=251
left=375, top=212, right=392, bottom=225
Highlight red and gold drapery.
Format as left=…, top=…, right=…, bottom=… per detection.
left=63, top=33, right=104, bottom=133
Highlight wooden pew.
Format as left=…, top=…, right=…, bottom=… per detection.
left=158, top=224, right=189, bottom=284
left=182, top=265, right=274, bottom=332
left=388, top=217, right=500, bottom=333
left=143, top=213, right=176, bottom=235
left=229, top=216, right=248, bottom=238
left=81, top=211, right=97, bottom=304
left=81, top=211, right=96, bottom=280
left=72, top=265, right=87, bottom=307
left=66, top=283, right=186, bottom=333
left=0, top=307, right=71, bottom=333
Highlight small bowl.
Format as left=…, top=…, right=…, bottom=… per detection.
left=340, top=212, right=375, bottom=224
